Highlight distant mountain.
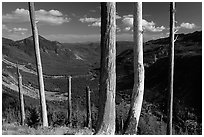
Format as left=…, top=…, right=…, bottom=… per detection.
left=117, top=31, right=202, bottom=70
left=2, top=35, right=99, bottom=75
left=2, top=35, right=136, bottom=75
left=13, top=35, right=63, bottom=56
left=146, top=31, right=202, bottom=45
left=2, top=37, right=14, bottom=45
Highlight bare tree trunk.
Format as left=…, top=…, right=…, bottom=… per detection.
left=123, top=2, right=144, bottom=135
left=95, top=2, right=116, bottom=135
left=28, top=2, right=48, bottom=127
left=120, top=118, right=124, bottom=134
left=67, top=75, right=72, bottom=126
left=167, top=2, right=175, bottom=135
left=86, top=86, right=92, bottom=129
left=17, top=64, right=25, bottom=125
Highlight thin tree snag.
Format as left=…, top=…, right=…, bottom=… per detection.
left=167, top=2, right=175, bottom=135
left=123, top=2, right=144, bottom=135
left=95, top=2, right=116, bottom=135
left=67, top=75, right=72, bottom=126
left=17, top=64, right=25, bottom=125
left=86, top=86, right=92, bottom=129
left=28, top=2, right=48, bottom=127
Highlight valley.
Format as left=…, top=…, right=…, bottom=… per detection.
left=2, top=31, right=202, bottom=135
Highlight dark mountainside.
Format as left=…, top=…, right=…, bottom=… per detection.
left=116, top=31, right=202, bottom=134
left=2, top=31, right=202, bottom=134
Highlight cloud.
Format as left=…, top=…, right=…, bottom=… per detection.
left=2, top=24, right=12, bottom=32
left=121, top=15, right=133, bottom=27
left=124, top=27, right=131, bottom=32
left=116, top=14, right=121, bottom=19
left=13, top=27, right=28, bottom=32
left=180, top=22, right=197, bottom=29
left=3, top=8, right=29, bottom=23
left=88, top=21, right=101, bottom=27
left=14, top=8, right=29, bottom=16
left=121, top=14, right=165, bottom=32
left=48, top=10, right=63, bottom=16
left=3, top=24, right=27, bottom=32
left=2, top=24, right=7, bottom=30
left=2, top=24, right=28, bottom=33
left=142, top=19, right=165, bottom=32
left=116, top=27, right=121, bottom=33
left=79, top=17, right=100, bottom=23
left=79, top=15, right=121, bottom=27
left=3, top=23, right=29, bottom=38
left=2, top=8, right=70, bottom=25
left=172, top=22, right=198, bottom=32
left=3, top=31, right=29, bottom=41
left=79, top=17, right=101, bottom=27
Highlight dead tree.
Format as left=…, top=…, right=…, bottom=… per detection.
left=95, top=2, right=116, bottom=135
left=17, top=64, right=25, bottom=125
left=67, top=75, right=72, bottom=126
left=167, top=2, right=175, bottom=135
left=123, top=2, right=144, bottom=135
left=86, top=86, right=92, bottom=129
left=28, top=2, right=48, bottom=127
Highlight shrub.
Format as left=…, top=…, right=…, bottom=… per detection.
left=3, top=107, right=20, bottom=124
left=90, top=104, right=98, bottom=130
left=72, top=105, right=86, bottom=128
left=52, top=111, right=67, bottom=126
left=26, top=106, right=41, bottom=128
left=115, top=100, right=130, bottom=134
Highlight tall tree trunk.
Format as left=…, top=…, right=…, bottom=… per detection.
left=95, top=2, right=116, bottom=135
left=67, top=75, right=72, bottom=126
left=86, top=86, right=92, bottom=129
left=123, top=2, right=144, bottom=135
left=28, top=2, right=48, bottom=127
left=17, top=64, right=25, bottom=125
left=167, top=2, right=175, bottom=135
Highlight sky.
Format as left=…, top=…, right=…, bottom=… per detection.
left=2, top=2, right=202, bottom=43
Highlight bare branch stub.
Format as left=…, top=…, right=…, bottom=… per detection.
left=174, top=35, right=179, bottom=42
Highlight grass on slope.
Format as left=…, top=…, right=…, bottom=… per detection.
left=2, top=123, right=93, bottom=135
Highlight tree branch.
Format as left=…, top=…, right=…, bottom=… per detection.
left=174, top=35, right=178, bottom=42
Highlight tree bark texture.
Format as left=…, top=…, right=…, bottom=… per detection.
left=67, top=75, right=72, bottom=126
left=95, top=2, right=116, bottom=135
left=86, top=86, right=92, bottom=129
left=123, top=2, right=144, bottom=135
left=28, top=2, right=48, bottom=127
left=167, top=2, right=175, bottom=135
left=17, top=65, right=25, bottom=126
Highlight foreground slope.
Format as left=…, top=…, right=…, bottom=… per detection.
left=116, top=31, right=202, bottom=134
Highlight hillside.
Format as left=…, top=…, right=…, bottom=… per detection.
left=2, top=36, right=94, bottom=75
left=2, top=36, right=135, bottom=75
left=116, top=31, right=202, bottom=134
left=2, top=31, right=202, bottom=134
left=2, top=36, right=134, bottom=105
